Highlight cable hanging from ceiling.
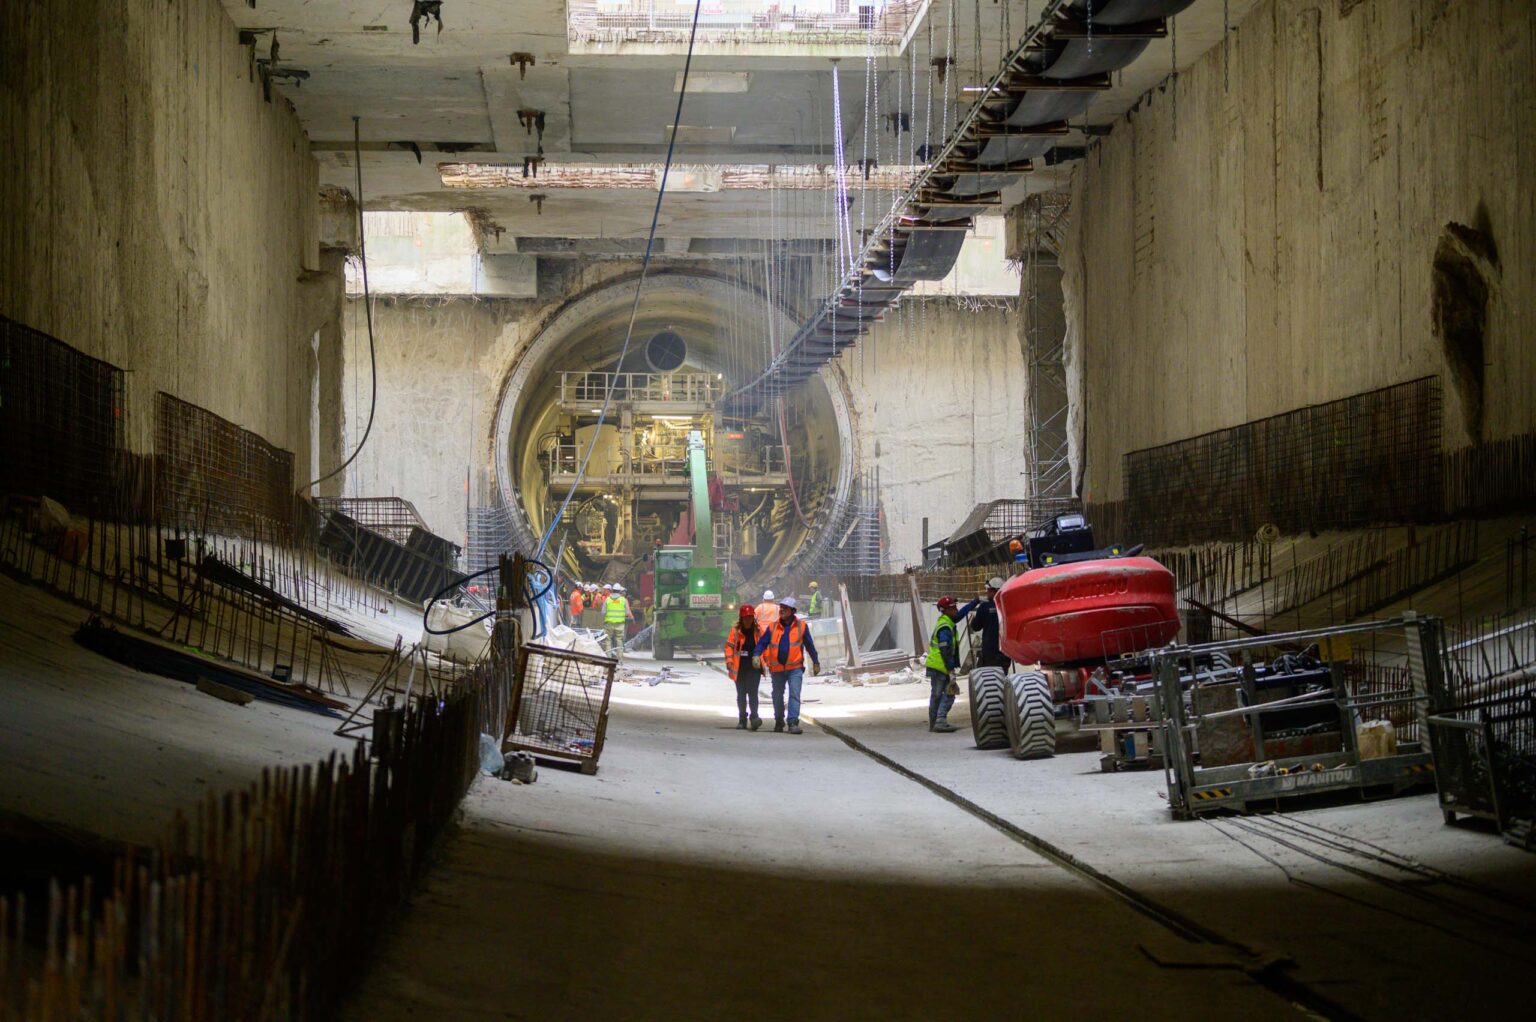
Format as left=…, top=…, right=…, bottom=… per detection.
left=533, top=0, right=705, bottom=560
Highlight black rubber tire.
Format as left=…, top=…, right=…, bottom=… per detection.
left=1003, top=670, right=1057, bottom=759
left=967, top=666, right=1010, bottom=750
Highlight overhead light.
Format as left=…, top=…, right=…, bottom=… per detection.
left=589, top=407, right=603, bottom=413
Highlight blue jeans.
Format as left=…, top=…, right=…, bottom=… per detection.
left=770, top=668, right=804, bottom=724
left=928, top=668, right=955, bottom=726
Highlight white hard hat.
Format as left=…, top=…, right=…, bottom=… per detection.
left=611, top=583, right=625, bottom=593
left=762, top=589, right=775, bottom=601
left=778, top=595, right=798, bottom=610
left=987, top=576, right=1005, bottom=590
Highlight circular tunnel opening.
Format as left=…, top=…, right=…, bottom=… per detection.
left=492, top=273, right=855, bottom=594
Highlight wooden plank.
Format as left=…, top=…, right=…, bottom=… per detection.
left=197, top=677, right=254, bottom=706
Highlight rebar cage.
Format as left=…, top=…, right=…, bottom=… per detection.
left=1151, top=617, right=1444, bottom=818
left=505, top=642, right=617, bottom=774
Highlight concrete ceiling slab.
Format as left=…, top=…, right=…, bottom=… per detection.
left=224, top=1, right=1260, bottom=245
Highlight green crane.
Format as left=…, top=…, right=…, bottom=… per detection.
left=651, top=429, right=732, bottom=660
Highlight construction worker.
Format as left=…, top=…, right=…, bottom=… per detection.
left=604, top=583, right=634, bottom=662
left=754, top=589, right=778, bottom=631
left=724, top=604, right=764, bottom=731
left=752, top=595, right=820, bottom=734
left=956, top=576, right=1010, bottom=670
left=925, top=596, right=961, bottom=732
left=568, top=584, right=585, bottom=624
left=806, top=580, right=824, bottom=618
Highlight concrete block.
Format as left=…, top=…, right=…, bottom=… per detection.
left=476, top=254, right=537, bottom=298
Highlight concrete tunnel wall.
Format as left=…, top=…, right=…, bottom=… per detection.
left=344, top=284, right=1028, bottom=569
left=0, top=0, right=324, bottom=457
left=1063, top=0, right=1536, bottom=505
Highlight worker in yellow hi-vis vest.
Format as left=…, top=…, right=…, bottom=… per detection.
left=925, top=596, right=961, bottom=733
left=604, top=583, right=635, bottom=663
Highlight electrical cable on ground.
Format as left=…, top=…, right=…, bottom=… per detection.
left=299, top=116, right=377, bottom=495
left=534, top=0, right=705, bottom=562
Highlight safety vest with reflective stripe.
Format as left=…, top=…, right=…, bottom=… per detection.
left=724, top=623, right=759, bottom=679
left=760, top=618, right=807, bottom=672
left=604, top=594, right=628, bottom=625
left=924, top=613, right=957, bottom=675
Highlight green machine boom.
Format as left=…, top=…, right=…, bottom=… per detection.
left=652, top=430, right=733, bottom=660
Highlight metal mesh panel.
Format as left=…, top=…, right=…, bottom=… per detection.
left=311, top=497, right=430, bottom=545
left=1124, top=377, right=1443, bottom=545
left=0, top=315, right=125, bottom=515
left=506, top=643, right=616, bottom=768
left=154, top=393, right=295, bottom=539
left=467, top=504, right=518, bottom=573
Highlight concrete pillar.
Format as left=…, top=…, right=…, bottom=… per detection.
left=314, top=248, right=348, bottom=497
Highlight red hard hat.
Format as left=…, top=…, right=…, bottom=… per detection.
left=937, top=596, right=958, bottom=613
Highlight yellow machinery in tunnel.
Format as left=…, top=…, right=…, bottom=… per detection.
left=491, top=273, right=858, bottom=591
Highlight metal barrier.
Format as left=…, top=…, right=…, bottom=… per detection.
left=1154, top=617, right=1443, bottom=818
left=505, top=643, right=617, bottom=775
left=558, top=371, right=722, bottom=407
left=1427, top=609, right=1536, bottom=845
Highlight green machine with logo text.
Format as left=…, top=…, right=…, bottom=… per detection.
left=652, top=430, right=734, bottom=660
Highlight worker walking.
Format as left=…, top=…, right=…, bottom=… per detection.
left=806, top=580, right=824, bottom=618
left=753, top=596, right=820, bottom=734
left=956, top=576, right=1011, bottom=670
left=724, top=604, right=764, bottom=731
left=925, top=596, right=961, bottom=732
left=604, top=583, right=635, bottom=663
left=754, top=589, right=779, bottom=632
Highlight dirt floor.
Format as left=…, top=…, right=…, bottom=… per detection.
left=344, top=657, right=1536, bottom=1020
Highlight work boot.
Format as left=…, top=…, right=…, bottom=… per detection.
left=737, top=717, right=748, bottom=730
left=774, top=719, right=785, bottom=733
left=932, top=718, right=958, bottom=733
left=749, top=717, right=762, bottom=731
left=787, top=721, right=803, bottom=735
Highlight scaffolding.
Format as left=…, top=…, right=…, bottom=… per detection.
left=1018, top=193, right=1073, bottom=501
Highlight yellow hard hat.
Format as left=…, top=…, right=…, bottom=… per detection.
left=809, top=580, right=819, bottom=588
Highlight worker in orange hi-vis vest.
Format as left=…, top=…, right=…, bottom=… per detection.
left=568, top=584, right=585, bottom=623
left=752, top=596, right=820, bottom=735
left=754, top=588, right=778, bottom=632
left=724, top=604, right=764, bottom=731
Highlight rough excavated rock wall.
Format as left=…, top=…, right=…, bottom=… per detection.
left=1066, top=0, right=1535, bottom=504
left=341, top=261, right=651, bottom=545
left=343, top=298, right=513, bottom=546
left=0, top=0, right=322, bottom=455
left=840, top=299, right=1026, bottom=567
